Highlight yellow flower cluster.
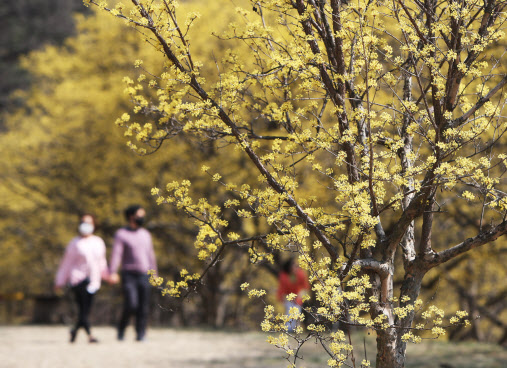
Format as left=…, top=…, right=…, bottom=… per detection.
left=149, top=268, right=201, bottom=298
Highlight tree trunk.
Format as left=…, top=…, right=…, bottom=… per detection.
left=376, top=328, right=405, bottom=368
left=375, top=268, right=425, bottom=367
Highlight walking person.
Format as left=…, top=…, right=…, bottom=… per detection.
left=109, top=205, right=157, bottom=341
left=277, top=258, right=310, bottom=333
left=54, top=213, right=109, bottom=343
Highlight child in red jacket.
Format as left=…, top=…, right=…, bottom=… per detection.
left=277, top=258, right=310, bottom=332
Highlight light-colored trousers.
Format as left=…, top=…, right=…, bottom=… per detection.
left=284, top=301, right=302, bottom=332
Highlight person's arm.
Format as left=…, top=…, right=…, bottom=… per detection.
left=295, top=269, right=310, bottom=305
left=277, top=273, right=287, bottom=302
left=147, top=232, right=157, bottom=275
left=97, top=238, right=109, bottom=280
left=109, top=231, right=124, bottom=283
left=86, top=241, right=101, bottom=294
left=299, top=269, right=310, bottom=291
left=54, top=239, right=77, bottom=289
left=87, top=237, right=109, bottom=292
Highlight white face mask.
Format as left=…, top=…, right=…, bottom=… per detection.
left=78, top=222, right=94, bottom=236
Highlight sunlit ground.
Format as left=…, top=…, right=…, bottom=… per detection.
left=0, top=326, right=505, bottom=368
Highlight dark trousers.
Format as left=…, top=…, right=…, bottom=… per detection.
left=118, top=271, right=151, bottom=339
left=71, top=280, right=94, bottom=335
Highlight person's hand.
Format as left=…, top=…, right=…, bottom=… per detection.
left=53, top=286, right=63, bottom=296
left=108, top=273, right=120, bottom=284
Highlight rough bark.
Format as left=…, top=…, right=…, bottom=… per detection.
left=372, top=264, right=425, bottom=368
left=376, top=328, right=401, bottom=368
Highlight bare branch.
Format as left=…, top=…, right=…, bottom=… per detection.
left=429, top=220, right=507, bottom=267
left=451, top=75, right=507, bottom=128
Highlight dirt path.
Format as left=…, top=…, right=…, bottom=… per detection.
left=0, top=326, right=303, bottom=368
left=1, top=325, right=506, bottom=368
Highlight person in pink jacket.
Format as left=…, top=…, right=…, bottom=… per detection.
left=54, top=213, right=109, bottom=343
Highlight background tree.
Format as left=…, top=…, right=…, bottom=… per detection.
left=83, top=0, right=507, bottom=367
left=0, top=7, right=276, bottom=327
left=0, top=0, right=86, bottom=121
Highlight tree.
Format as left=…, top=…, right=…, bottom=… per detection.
left=0, top=0, right=86, bottom=119
left=86, top=0, right=507, bottom=366
left=0, top=7, right=273, bottom=327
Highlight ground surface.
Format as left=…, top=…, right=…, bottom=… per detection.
left=0, top=326, right=505, bottom=368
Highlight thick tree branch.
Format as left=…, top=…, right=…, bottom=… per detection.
left=429, top=220, right=507, bottom=267
left=398, top=67, right=416, bottom=268
left=451, top=75, right=507, bottom=127
left=418, top=198, right=434, bottom=256
left=382, top=189, right=429, bottom=262
left=343, top=258, right=391, bottom=279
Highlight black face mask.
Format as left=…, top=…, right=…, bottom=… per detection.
left=134, top=217, right=145, bottom=226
